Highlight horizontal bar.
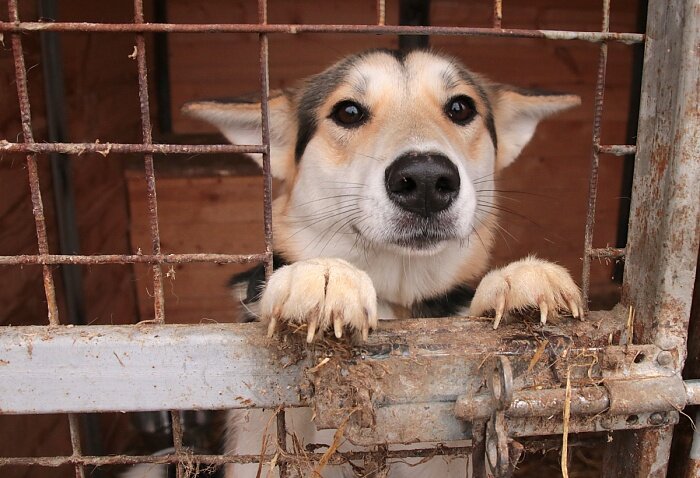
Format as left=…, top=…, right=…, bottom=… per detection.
left=686, top=379, right=700, bottom=406
left=0, top=436, right=606, bottom=468
left=0, top=22, right=644, bottom=44
left=0, top=323, right=308, bottom=413
left=588, top=247, right=626, bottom=259
left=456, top=376, right=700, bottom=421
left=596, top=144, right=637, bottom=156
left=0, top=314, right=622, bottom=415
left=455, top=386, right=610, bottom=420
left=0, top=252, right=268, bottom=266
left=0, top=141, right=264, bottom=155
left=0, top=446, right=472, bottom=468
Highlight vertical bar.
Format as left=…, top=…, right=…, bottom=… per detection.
left=398, top=0, right=431, bottom=51
left=470, top=421, right=487, bottom=478
left=376, top=0, right=386, bottom=26
left=133, top=0, right=166, bottom=322
left=258, top=0, right=274, bottom=279
left=276, top=409, right=289, bottom=478
left=605, top=0, right=700, bottom=476
left=7, top=0, right=60, bottom=325
left=170, top=411, right=185, bottom=478
left=68, top=414, right=86, bottom=478
left=685, top=410, right=700, bottom=478
left=493, top=0, right=503, bottom=29
left=581, top=0, right=610, bottom=310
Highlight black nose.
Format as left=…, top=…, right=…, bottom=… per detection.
left=384, top=153, right=460, bottom=217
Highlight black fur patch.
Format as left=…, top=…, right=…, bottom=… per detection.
left=229, top=254, right=289, bottom=322
left=410, top=284, right=476, bottom=318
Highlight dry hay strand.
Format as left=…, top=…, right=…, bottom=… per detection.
left=561, top=367, right=572, bottom=478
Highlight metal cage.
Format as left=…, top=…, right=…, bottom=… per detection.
left=1, top=0, right=699, bottom=477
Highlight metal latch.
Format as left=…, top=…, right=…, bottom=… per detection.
left=457, top=347, right=700, bottom=477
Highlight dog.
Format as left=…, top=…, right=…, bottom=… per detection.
left=180, top=49, right=583, bottom=478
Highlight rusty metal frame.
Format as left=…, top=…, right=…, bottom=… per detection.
left=1, top=0, right=699, bottom=476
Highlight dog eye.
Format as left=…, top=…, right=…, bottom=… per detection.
left=330, top=100, right=368, bottom=127
left=445, top=95, right=477, bottom=125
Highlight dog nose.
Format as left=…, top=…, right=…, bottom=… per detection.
left=385, top=153, right=460, bottom=217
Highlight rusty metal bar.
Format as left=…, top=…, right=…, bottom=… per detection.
left=597, top=144, right=637, bottom=156
left=276, top=410, right=289, bottom=478
left=581, top=0, right=611, bottom=310
left=170, top=411, right=185, bottom=478
left=686, top=409, right=700, bottom=478
left=0, top=252, right=267, bottom=265
left=133, top=0, right=166, bottom=323
left=376, top=0, right=386, bottom=26
left=0, top=21, right=644, bottom=43
left=67, top=414, right=86, bottom=478
left=7, top=0, right=60, bottom=325
left=589, top=247, right=626, bottom=259
left=457, top=378, right=700, bottom=422
left=604, top=0, right=700, bottom=476
left=0, top=446, right=472, bottom=468
left=258, top=0, right=274, bottom=279
left=493, top=0, right=503, bottom=29
left=0, top=141, right=264, bottom=155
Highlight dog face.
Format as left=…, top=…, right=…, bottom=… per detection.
left=184, top=50, right=579, bottom=299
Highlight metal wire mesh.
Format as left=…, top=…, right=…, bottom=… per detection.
left=0, top=0, right=641, bottom=474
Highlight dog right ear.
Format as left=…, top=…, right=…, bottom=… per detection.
left=182, top=90, right=297, bottom=181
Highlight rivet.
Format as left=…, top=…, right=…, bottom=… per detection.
left=600, top=416, right=615, bottom=430
left=648, top=412, right=665, bottom=425
left=656, top=351, right=673, bottom=366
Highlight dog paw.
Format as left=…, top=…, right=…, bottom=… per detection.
left=470, top=256, right=583, bottom=329
left=260, top=258, right=379, bottom=342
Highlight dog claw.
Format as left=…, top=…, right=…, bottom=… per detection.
left=567, top=298, right=580, bottom=319
left=267, top=316, right=277, bottom=338
left=333, top=315, right=343, bottom=338
left=539, top=301, right=548, bottom=325
left=306, top=318, right=318, bottom=343
left=492, top=294, right=506, bottom=330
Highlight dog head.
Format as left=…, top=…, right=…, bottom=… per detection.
left=183, top=50, right=579, bottom=265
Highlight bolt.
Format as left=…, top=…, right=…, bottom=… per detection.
left=648, top=412, right=666, bottom=426
left=656, top=351, right=673, bottom=366
left=600, top=416, right=616, bottom=430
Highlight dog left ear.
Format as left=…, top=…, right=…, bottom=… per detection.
left=492, top=87, right=581, bottom=170
left=182, top=91, right=296, bottom=181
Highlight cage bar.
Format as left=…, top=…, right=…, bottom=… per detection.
left=0, top=21, right=644, bottom=43
left=7, top=0, right=60, bottom=325
left=133, top=0, right=166, bottom=324
left=67, top=414, right=86, bottom=478
left=493, top=0, right=503, bottom=29
left=258, top=0, right=275, bottom=280
left=376, top=0, right=386, bottom=26
left=0, top=252, right=267, bottom=265
left=581, top=0, right=611, bottom=309
left=0, top=142, right=265, bottom=155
